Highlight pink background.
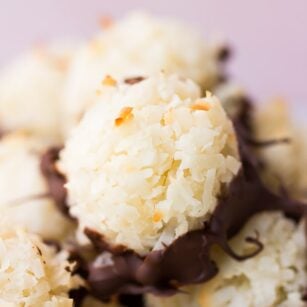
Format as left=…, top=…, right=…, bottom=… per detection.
left=0, top=0, right=306, bottom=107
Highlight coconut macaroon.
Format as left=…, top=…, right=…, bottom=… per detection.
left=253, top=99, right=307, bottom=199
left=0, top=132, right=73, bottom=241
left=0, top=222, right=81, bottom=306
left=59, top=74, right=241, bottom=255
left=62, top=12, right=225, bottom=134
left=147, top=212, right=307, bottom=307
left=253, top=99, right=294, bottom=188
left=0, top=43, right=74, bottom=141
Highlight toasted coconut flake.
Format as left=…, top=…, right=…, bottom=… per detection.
left=115, top=107, right=133, bottom=126
left=153, top=211, right=163, bottom=223
left=191, top=101, right=211, bottom=111
left=102, top=75, right=117, bottom=87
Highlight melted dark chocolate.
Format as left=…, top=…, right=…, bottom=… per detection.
left=85, top=99, right=307, bottom=299
left=40, top=147, right=70, bottom=217
left=69, top=287, right=88, bottom=307
left=245, top=137, right=291, bottom=147
left=86, top=170, right=306, bottom=299
left=119, top=294, right=144, bottom=307
left=84, top=228, right=128, bottom=255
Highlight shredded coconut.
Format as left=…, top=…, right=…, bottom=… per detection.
left=60, top=74, right=240, bottom=254
left=0, top=222, right=81, bottom=306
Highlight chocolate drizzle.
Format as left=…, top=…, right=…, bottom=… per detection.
left=84, top=98, right=307, bottom=300
left=40, top=147, right=70, bottom=217
left=245, top=137, right=291, bottom=147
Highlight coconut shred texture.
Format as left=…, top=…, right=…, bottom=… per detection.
left=62, top=12, right=225, bottom=134
left=0, top=222, right=81, bottom=306
left=59, top=74, right=241, bottom=255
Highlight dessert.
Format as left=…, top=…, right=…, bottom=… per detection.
left=0, top=132, right=73, bottom=241
left=0, top=10, right=305, bottom=307
left=254, top=99, right=307, bottom=200
left=62, top=12, right=227, bottom=134
left=0, top=43, right=74, bottom=141
left=59, top=73, right=306, bottom=300
left=0, top=221, right=81, bottom=306
left=60, top=73, right=241, bottom=254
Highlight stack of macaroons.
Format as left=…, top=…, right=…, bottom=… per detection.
left=0, top=10, right=306, bottom=307
left=0, top=11, right=231, bottom=306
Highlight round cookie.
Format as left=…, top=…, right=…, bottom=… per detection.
left=0, top=43, right=75, bottom=141
left=0, top=132, right=73, bottom=241
left=62, top=12, right=226, bottom=134
left=60, top=74, right=240, bottom=254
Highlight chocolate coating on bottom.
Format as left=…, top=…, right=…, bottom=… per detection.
left=85, top=100, right=307, bottom=299
left=87, top=170, right=306, bottom=299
